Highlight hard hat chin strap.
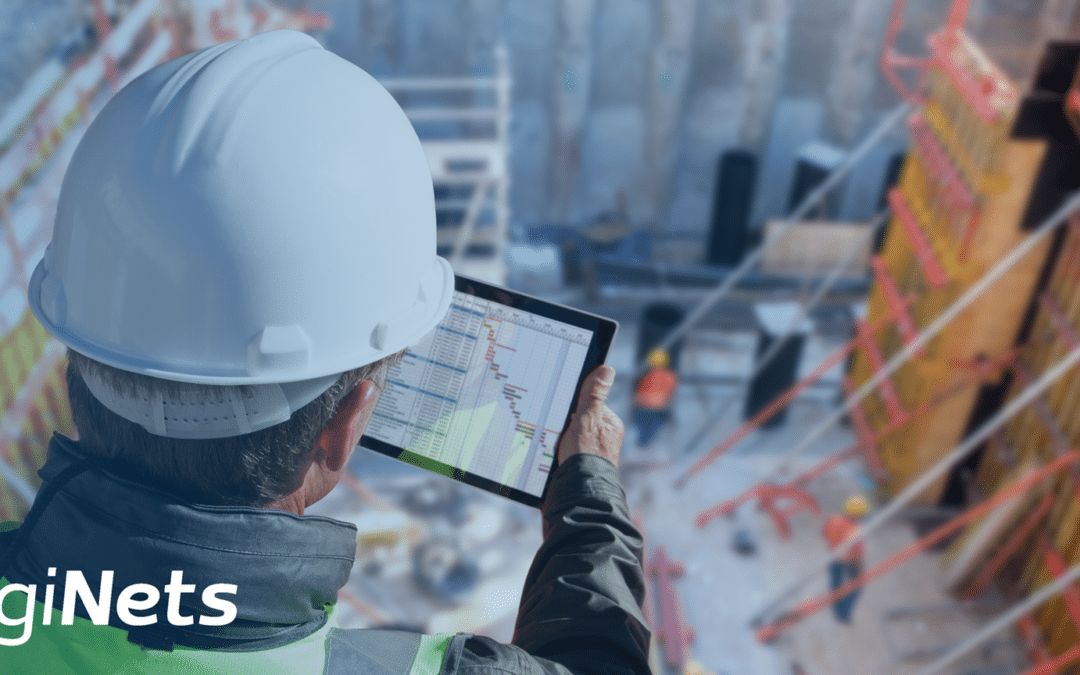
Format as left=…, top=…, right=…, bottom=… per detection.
left=79, top=364, right=340, bottom=440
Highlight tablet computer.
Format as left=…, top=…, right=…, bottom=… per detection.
left=360, top=275, right=618, bottom=507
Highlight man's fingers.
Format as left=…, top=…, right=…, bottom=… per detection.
left=576, top=365, right=616, bottom=412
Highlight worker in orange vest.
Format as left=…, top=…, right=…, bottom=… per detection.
left=822, top=493, right=869, bottom=624
left=633, top=347, right=678, bottom=447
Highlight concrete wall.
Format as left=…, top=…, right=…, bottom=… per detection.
left=317, top=0, right=923, bottom=247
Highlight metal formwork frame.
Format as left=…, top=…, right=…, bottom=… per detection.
left=961, top=494, right=1054, bottom=601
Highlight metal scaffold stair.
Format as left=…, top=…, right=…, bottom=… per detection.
left=379, top=47, right=512, bottom=286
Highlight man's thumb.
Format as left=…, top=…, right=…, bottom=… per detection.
left=577, top=365, right=615, bottom=411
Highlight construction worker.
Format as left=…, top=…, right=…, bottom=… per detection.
left=633, top=347, right=678, bottom=447
left=822, top=493, right=870, bottom=624
left=0, top=31, right=649, bottom=674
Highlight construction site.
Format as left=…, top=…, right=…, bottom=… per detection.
left=6, top=0, right=1080, bottom=673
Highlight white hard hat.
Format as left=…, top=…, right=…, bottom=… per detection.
left=29, top=30, right=453, bottom=438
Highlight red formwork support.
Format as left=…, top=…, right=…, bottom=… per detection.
left=881, top=0, right=933, bottom=105
left=1040, top=292, right=1080, bottom=351
left=855, top=318, right=909, bottom=426
left=881, top=0, right=974, bottom=105
left=652, top=547, right=694, bottom=672
left=755, top=485, right=822, bottom=540
left=676, top=313, right=893, bottom=488
left=883, top=0, right=1007, bottom=122
left=695, top=350, right=1017, bottom=530
left=888, top=189, right=950, bottom=287
left=926, top=29, right=1011, bottom=123
left=1016, top=615, right=1058, bottom=674
left=842, top=376, right=889, bottom=478
left=907, top=114, right=983, bottom=260
left=962, top=495, right=1054, bottom=601
left=694, top=483, right=821, bottom=538
left=1015, top=363, right=1072, bottom=455
left=1011, top=358, right=1080, bottom=497
left=1007, top=537, right=1080, bottom=675
left=870, top=256, right=921, bottom=350
left=696, top=450, right=852, bottom=530
left=908, top=115, right=976, bottom=212
left=1040, top=536, right=1080, bottom=634
left=1021, top=644, right=1080, bottom=675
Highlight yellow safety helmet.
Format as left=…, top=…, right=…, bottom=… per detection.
left=844, top=494, right=870, bottom=518
left=646, top=347, right=671, bottom=369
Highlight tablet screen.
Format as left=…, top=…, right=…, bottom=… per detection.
left=361, top=276, right=617, bottom=506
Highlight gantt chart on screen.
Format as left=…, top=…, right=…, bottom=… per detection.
left=365, top=292, right=593, bottom=497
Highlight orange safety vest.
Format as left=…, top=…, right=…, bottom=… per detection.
left=822, top=514, right=864, bottom=562
left=635, top=367, right=677, bottom=410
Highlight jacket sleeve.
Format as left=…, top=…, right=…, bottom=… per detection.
left=445, top=454, right=651, bottom=675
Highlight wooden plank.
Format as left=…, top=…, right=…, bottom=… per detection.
left=758, top=219, right=873, bottom=278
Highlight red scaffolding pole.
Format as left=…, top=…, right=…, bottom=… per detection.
left=675, top=311, right=904, bottom=489
left=855, top=318, right=909, bottom=426
left=871, top=255, right=920, bottom=350
left=961, top=495, right=1054, bottom=601
left=755, top=451, right=1079, bottom=643
left=695, top=348, right=1016, bottom=530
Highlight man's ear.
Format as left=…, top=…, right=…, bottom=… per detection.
left=317, top=380, right=380, bottom=472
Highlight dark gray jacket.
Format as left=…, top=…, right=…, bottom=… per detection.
left=0, top=436, right=650, bottom=675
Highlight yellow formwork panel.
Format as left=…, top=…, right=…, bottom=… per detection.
left=0, top=309, right=73, bottom=521
left=896, top=151, right=981, bottom=286
left=1022, top=492, right=1080, bottom=657
left=924, top=68, right=1013, bottom=198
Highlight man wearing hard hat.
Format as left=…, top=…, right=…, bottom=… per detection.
left=0, top=31, right=649, bottom=674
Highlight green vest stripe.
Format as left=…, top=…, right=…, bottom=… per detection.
left=0, top=578, right=456, bottom=674
left=410, top=633, right=455, bottom=675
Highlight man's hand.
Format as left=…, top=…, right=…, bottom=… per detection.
left=557, top=365, right=625, bottom=468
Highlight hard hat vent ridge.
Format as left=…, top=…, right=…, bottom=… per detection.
left=164, top=32, right=323, bottom=174
left=29, top=29, right=454, bottom=438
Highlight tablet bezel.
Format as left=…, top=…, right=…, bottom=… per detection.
left=359, top=274, right=618, bottom=508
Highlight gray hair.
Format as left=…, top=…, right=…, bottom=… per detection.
left=65, top=349, right=398, bottom=505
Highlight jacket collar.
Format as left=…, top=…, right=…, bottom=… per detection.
left=9, top=435, right=357, bottom=648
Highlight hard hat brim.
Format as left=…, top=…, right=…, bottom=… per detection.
left=29, top=255, right=455, bottom=385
